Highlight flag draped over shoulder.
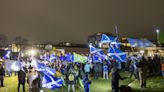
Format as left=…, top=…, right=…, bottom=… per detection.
left=108, top=46, right=127, bottom=62
left=73, top=53, right=87, bottom=63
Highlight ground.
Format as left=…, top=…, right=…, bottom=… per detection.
left=0, top=72, right=164, bottom=92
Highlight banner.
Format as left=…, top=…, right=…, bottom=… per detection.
left=73, top=53, right=87, bottom=63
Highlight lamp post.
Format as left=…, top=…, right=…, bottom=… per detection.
left=156, top=29, right=160, bottom=45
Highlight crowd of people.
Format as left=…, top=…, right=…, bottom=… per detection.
left=0, top=52, right=164, bottom=92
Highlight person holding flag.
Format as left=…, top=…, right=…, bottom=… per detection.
left=103, top=62, right=109, bottom=79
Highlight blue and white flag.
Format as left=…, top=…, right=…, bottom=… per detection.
left=144, top=39, right=154, bottom=47
left=49, top=54, right=56, bottom=62
left=89, top=45, right=102, bottom=54
left=42, top=74, right=63, bottom=90
left=3, top=51, right=11, bottom=59
left=97, top=50, right=107, bottom=60
left=100, top=34, right=111, bottom=44
left=110, top=36, right=121, bottom=48
left=108, top=46, right=127, bottom=62
left=127, top=38, right=138, bottom=47
left=65, top=53, right=73, bottom=62
left=37, top=62, right=56, bottom=76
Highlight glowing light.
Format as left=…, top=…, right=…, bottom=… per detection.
left=140, top=50, right=145, bottom=54
left=156, top=29, right=160, bottom=33
left=28, top=49, right=37, bottom=56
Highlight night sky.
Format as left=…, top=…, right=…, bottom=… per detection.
left=0, top=0, right=164, bottom=44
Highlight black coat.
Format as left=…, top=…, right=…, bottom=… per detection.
left=18, top=70, right=26, bottom=84
left=0, top=67, right=5, bottom=76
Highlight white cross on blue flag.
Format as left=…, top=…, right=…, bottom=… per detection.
left=108, top=45, right=127, bottom=62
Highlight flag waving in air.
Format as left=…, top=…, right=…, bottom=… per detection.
left=42, top=74, right=63, bottom=90
left=100, top=34, right=111, bottom=44
left=73, top=53, right=87, bottom=63
left=108, top=45, right=127, bottom=62
left=89, top=45, right=102, bottom=54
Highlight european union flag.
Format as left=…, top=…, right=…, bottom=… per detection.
left=108, top=46, right=127, bottom=62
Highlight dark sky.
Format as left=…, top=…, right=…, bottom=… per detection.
left=0, top=0, right=164, bottom=44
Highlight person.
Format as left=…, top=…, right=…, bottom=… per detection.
left=137, top=56, right=148, bottom=88
left=84, top=62, right=91, bottom=78
left=68, top=72, right=75, bottom=92
left=153, top=55, right=160, bottom=75
left=0, top=64, right=5, bottom=87
left=161, top=57, right=164, bottom=77
left=28, top=67, right=38, bottom=91
left=103, top=62, right=109, bottom=79
left=130, top=58, right=139, bottom=79
left=93, top=63, right=99, bottom=80
left=31, top=76, right=40, bottom=92
left=18, top=67, right=26, bottom=92
left=83, top=74, right=92, bottom=92
left=111, top=68, right=126, bottom=92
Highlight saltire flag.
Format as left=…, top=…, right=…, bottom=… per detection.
left=59, top=55, right=65, bottom=61
left=87, top=55, right=93, bottom=63
left=89, top=45, right=102, bottom=54
left=96, top=50, right=107, bottom=61
left=92, top=54, right=100, bottom=62
left=110, top=36, right=121, bottom=48
left=65, top=53, right=73, bottom=62
left=42, top=74, right=63, bottom=90
left=36, top=62, right=56, bottom=76
left=127, top=38, right=138, bottom=47
left=100, top=34, right=111, bottom=44
left=100, top=34, right=121, bottom=48
left=107, top=45, right=127, bottom=62
left=137, top=39, right=145, bottom=48
left=143, top=39, right=154, bottom=47
left=3, top=51, right=11, bottom=59
left=49, top=54, right=56, bottom=62
left=73, top=53, right=87, bottom=63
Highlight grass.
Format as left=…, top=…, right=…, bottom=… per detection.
left=0, top=72, right=164, bottom=92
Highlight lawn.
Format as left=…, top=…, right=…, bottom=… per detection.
left=0, top=72, right=164, bottom=92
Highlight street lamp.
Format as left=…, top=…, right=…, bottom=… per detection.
left=156, top=29, right=160, bottom=45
